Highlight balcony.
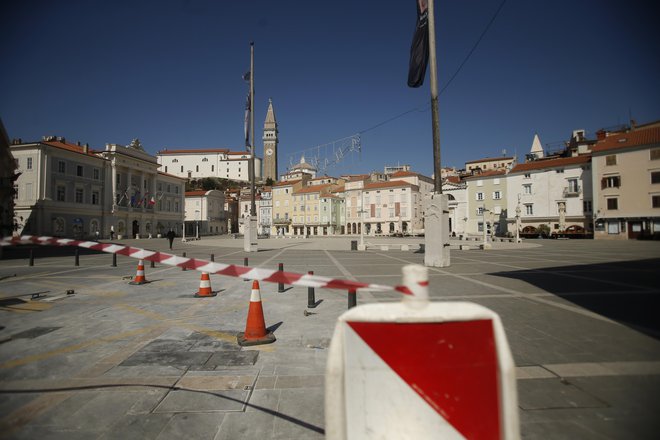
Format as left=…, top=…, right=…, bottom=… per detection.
left=272, top=218, right=291, bottom=225
left=563, top=187, right=581, bottom=198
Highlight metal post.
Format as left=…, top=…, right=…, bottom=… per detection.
left=428, top=0, right=442, bottom=193
left=29, top=249, right=34, bottom=266
left=250, top=42, right=256, bottom=217
left=150, top=259, right=155, bottom=268
left=182, top=252, right=187, bottom=271
left=244, top=257, right=249, bottom=281
left=74, top=248, right=79, bottom=266
left=307, top=270, right=316, bottom=308
left=112, top=253, right=117, bottom=267
left=348, top=289, right=357, bottom=309
left=210, top=253, right=215, bottom=262
left=278, top=263, right=284, bottom=293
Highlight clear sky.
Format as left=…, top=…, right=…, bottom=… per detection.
left=1, top=0, right=658, bottom=178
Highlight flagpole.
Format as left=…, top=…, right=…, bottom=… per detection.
left=250, top=41, right=256, bottom=216
left=428, top=0, right=442, bottom=193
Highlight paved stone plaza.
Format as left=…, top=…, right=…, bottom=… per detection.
left=0, top=236, right=659, bottom=439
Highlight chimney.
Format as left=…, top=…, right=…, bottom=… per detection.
left=83, top=143, right=89, bottom=154
left=596, top=129, right=607, bottom=141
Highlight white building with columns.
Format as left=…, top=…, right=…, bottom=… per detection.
left=10, top=137, right=186, bottom=239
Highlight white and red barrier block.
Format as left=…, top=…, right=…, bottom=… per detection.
left=325, top=265, right=519, bottom=439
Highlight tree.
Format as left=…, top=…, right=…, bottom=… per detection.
left=265, top=177, right=274, bottom=187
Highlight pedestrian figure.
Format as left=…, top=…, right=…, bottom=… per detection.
left=166, top=230, right=175, bottom=249
left=110, top=226, right=115, bottom=241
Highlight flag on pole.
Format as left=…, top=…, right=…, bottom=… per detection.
left=407, top=0, right=429, bottom=88
left=148, top=196, right=156, bottom=206
left=244, top=91, right=251, bottom=149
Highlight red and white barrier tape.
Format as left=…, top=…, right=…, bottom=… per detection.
left=2, top=235, right=413, bottom=295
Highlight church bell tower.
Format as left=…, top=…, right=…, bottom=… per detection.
left=262, top=98, right=278, bottom=182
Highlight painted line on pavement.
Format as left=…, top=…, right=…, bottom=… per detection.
left=373, top=251, right=623, bottom=326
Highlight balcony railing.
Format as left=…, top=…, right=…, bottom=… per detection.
left=563, top=187, right=581, bottom=197
left=272, top=218, right=291, bottom=225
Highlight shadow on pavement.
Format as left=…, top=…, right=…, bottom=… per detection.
left=491, top=258, right=660, bottom=339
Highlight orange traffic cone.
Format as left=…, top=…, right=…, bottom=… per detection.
left=237, top=280, right=276, bottom=346
left=194, top=272, right=217, bottom=297
left=128, top=259, right=148, bottom=285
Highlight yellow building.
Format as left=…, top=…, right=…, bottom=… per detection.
left=271, top=179, right=304, bottom=236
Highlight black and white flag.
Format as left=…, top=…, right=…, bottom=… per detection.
left=407, top=0, right=429, bottom=88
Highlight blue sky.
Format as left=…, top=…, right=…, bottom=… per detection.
left=1, top=0, right=658, bottom=178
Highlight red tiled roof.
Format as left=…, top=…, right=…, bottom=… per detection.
left=592, top=126, right=660, bottom=153
left=43, top=141, right=98, bottom=157
left=465, top=156, right=514, bottom=165
left=364, top=180, right=417, bottom=190
left=273, top=179, right=301, bottom=187
left=390, top=170, right=417, bottom=177
left=185, top=190, right=207, bottom=196
left=510, top=155, right=591, bottom=173
left=158, top=148, right=230, bottom=154
left=444, top=175, right=462, bottom=184
left=511, top=154, right=591, bottom=173
left=294, top=183, right=332, bottom=194
left=463, top=169, right=508, bottom=180
left=227, top=151, right=250, bottom=155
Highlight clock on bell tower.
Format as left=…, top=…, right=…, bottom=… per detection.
left=262, top=98, right=278, bottom=182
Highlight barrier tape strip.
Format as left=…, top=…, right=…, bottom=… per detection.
left=1, top=235, right=412, bottom=295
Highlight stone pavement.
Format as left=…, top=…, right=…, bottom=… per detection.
left=0, top=236, right=659, bottom=439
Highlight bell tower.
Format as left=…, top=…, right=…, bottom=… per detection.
left=262, top=98, right=278, bottom=182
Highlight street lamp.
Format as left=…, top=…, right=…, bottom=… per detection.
left=515, top=194, right=521, bottom=243
left=358, top=188, right=366, bottom=250
left=195, top=209, right=200, bottom=240
left=481, top=205, right=491, bottom=249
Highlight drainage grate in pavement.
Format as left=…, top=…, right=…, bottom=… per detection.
left=517, top=378, right=609, bottom=410
left=120, top=351, right=213, bottom=368
left=204, top=351, right=259, bottom=368
left=11, top=326, right=61, bottom=339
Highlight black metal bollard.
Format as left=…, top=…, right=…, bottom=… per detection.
left=150, top=259, right=155, bottom=268
left=243, top=257, right=249, bottom=281
left=182, top=252, right=187, bottom=271
left=74, top=248, right=80, bottom=266
left=278, top=263, right=285, bottom=293
left=307, top=270, right=316, bottom=308
left=112, top=253, right=117, bottom=267
left=29, top=249, right=34, bottom=266
left=348, top=289, right=357, bottom=309
left=210, top=253, right=215, bottom=262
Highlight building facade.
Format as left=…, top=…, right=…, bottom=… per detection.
left=183, top=190, right=227, bottom=238
left=156, top=148, right=262, bottom=183
left=11, top=138, right=186, bottom=239
left=465, top=170, right=508, bottom=236
left=271, top=179, right=305, bottom=236
left=507, top=155, right=592, bottom=236
left=591, top=124, right=660, bottom=239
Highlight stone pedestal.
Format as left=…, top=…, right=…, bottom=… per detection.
left=243, top=216, right=258, bottom=252
left=423, top=193, right=451, bottom=267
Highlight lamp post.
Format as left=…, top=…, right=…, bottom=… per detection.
left=195, top=209, right=200, bottom=240
left=515, top=194, right=521, bottom=243
left=358, top=188, right=365, bottom=250
left=481, top=205, right=491, bottom=249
